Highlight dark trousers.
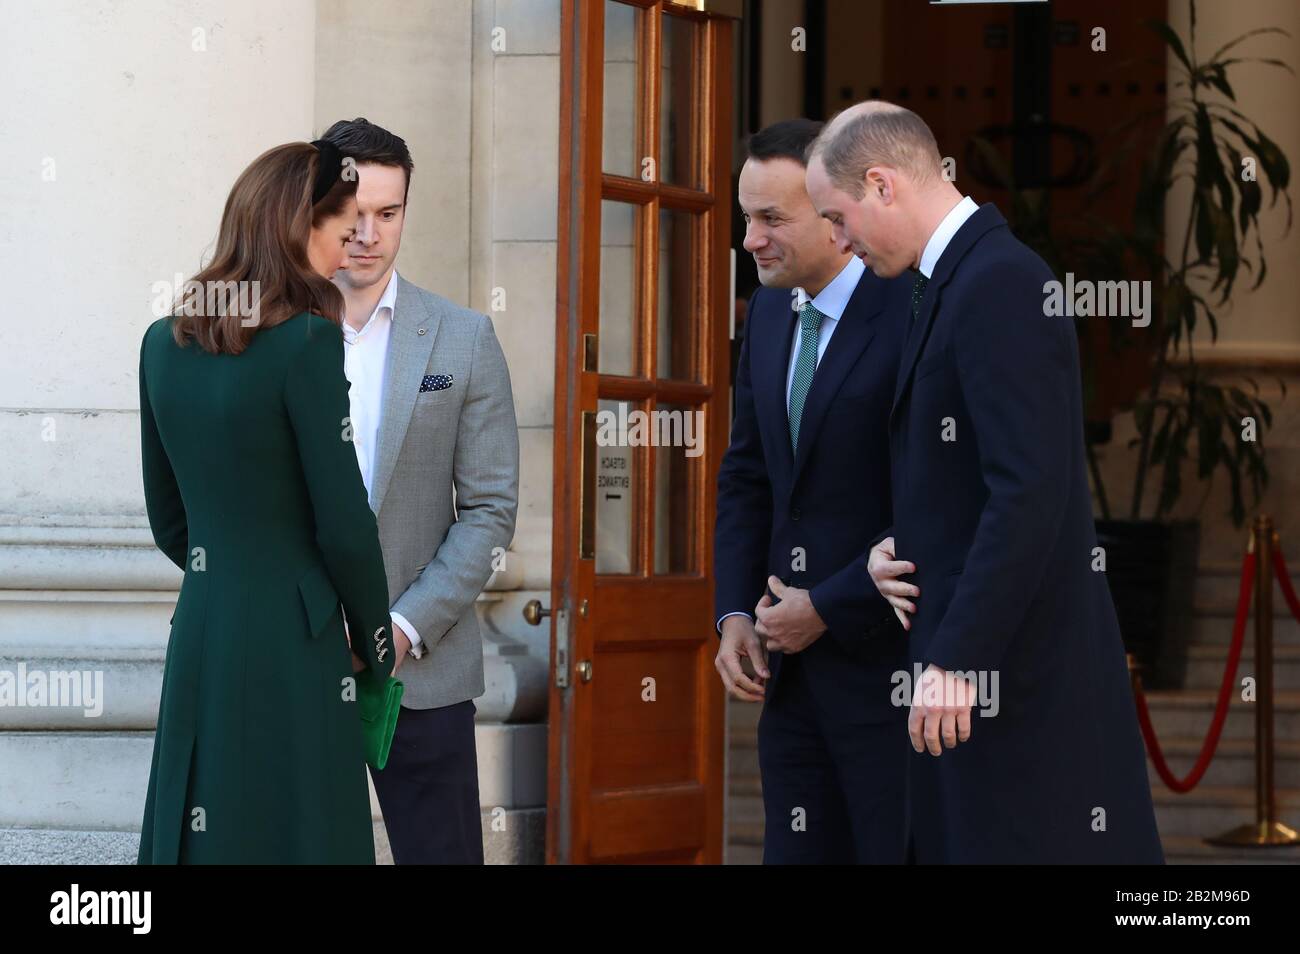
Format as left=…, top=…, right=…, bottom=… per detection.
left=370, top=699, right=484, bottom=864
left=757, top=655, right=908, bottom=864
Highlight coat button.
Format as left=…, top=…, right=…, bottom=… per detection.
left=418, top=327, right=427, bottom=336
left=791, top=507, right=802, bottom=520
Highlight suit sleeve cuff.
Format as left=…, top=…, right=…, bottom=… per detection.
left=716, top=611, right=753, bottom=634
left=390, top=611, right=424, bottom=659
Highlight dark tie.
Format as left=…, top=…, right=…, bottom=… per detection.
left=911, top=272, right=929, bottom=322
left=788, top=301, right=825, bottom=452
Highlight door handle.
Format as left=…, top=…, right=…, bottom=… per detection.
left=522, top=600, right=551, bottom=626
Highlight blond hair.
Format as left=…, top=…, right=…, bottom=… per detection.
left=809, top=103, right=943, bottom=198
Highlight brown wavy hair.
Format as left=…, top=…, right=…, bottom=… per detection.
left=170, top=142, right=358, bottom=354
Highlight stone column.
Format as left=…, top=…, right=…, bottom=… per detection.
left=0, top=0, right=317, bottom=862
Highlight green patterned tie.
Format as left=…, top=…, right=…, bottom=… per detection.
left=788, top=301, right=825, bottom=452
left=909, top=272, right=930, bottom=324
left=911, top=272, right=929, bottom=321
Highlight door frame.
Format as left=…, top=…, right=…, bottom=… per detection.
left=549, top=0, right=738, bottom=864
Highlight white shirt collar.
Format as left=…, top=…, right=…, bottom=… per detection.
left=796, top=254, right=864, bottom=320
left=919, top=196, right=979, bottom=278
left=376, top=269, right=399, bottom=313
left=344, top=269, right=400, bottom=341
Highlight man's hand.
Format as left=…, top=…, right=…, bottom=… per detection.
left=909, top=664, right=975, bottom=756
left=754, top=576, right=826, bottom=654
left=714, top=615, right=769, bottom=702
left=868, top=537, right=919, bottom=631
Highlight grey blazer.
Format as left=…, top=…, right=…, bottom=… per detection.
left=370, top=275, right=519, bottom=709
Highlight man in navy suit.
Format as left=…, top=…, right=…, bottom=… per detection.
left=805, top=101, right=1164, bottom=863
left=713, top=119, right=913, bottom=864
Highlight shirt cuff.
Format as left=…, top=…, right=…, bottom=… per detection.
left=390, top=611, right=424, bottom=659
left=716, top=611, right=754, bottom=634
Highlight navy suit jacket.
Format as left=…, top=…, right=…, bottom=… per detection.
left=714, top=267, right=912, bottom=720
left=890, top=203, right=1164, bottom=863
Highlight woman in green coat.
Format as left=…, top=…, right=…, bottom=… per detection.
left=137, top=141, right=394, bottom=864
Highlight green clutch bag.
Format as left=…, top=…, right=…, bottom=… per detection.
left=355, top=669, right=403, bottom=770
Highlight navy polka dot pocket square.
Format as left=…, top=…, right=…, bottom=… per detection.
left=419, top=374, right=453, bottom=393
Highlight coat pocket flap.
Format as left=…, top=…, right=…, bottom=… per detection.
left=297, top=565, right=341, bottom=639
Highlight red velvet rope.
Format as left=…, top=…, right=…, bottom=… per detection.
left=1132, top=551, right=1255, bottom=794
left=1272, top=545, right=1300, bottom=625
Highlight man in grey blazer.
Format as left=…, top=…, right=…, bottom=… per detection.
left=323, top=118, right=519, bottom=864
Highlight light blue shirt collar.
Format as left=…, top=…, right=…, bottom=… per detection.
left=796, top=254, right=864, bottom=321
left=919, top=196, right=979, bottom=279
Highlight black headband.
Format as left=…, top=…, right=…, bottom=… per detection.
left=310, top=138, right=346, bottom=205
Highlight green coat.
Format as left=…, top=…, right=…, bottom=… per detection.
left=137, top=312, right=394, bottom=864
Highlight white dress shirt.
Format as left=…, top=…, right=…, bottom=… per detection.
left=341, top=270, right=424, bottom=658
left=919, top=196, right=979, bottom=279
left=717, top=254, right=867, bottom=633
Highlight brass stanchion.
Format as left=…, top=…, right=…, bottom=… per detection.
left=1207, top=515, right=1300, bottom=847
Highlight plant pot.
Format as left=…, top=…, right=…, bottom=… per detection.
left=1094, top=519, right=1200, bottom=691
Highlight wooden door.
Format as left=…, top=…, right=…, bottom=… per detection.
left=548, top=0, right=737, bottom=864
left=880, top=0, right=1166, bottom=423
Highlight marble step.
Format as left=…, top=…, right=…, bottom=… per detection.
left=1143, top=690, right=1300, bottom=739
left=0, top=648, right=543, bottom=728
left=0, top=652, right=161, bottom=730
left=1159, top=833, right=1300, bottom=865
left=0, top=809, right=546, bottom=865
left=0, top=730, right=152, bottom=830
left=0, top=723, right=546, bottom=831
left=1182, top=644, right=1300, bottom=690
left=729, top=744, right=759, bottom=782
left=1190, top=603, right=1300, bottom=645
left=722, top=837, right=1300, bottom=865
left=725, top=786, right=1300, bottom=863
left=728, top=699, right=762, bottom=730
left=1192, top=560, right=1300, bottom=607
left=727, top=793, right=764, bottom=848
left=1143, top=737, right=1300, bottom=789
left=724, top=841, right=763, bottom=865
left=1152, top=784, right=1300, bottom=839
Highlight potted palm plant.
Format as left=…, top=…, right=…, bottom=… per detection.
left=1092, top=2, right=1290, bottom=687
